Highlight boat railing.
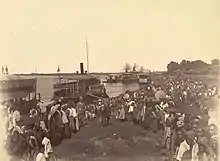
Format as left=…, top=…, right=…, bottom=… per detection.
left=88, top=84, right=106, bottom=94
left=0, top=86, right=36, bottom=93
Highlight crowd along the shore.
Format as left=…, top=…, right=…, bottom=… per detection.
left=1, top=74, right=219, bottom=161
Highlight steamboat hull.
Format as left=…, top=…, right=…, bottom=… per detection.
left=103, top=79, right=118, bottom=83
left=52, top=92, right=109, bottom=105
left=52, top=74, right=109, bottom=105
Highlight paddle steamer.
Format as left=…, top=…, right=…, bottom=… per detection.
left=52, top=63, right=109, bottom=104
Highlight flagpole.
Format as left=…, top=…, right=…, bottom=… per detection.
left=57, top=65, right=61, bottom=85
left=86, top=36, right=89, bottom=74
left=34, top=67, right=37, bottom=100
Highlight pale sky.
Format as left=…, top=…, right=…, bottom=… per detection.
left=0, top=0, right=219, bottom=73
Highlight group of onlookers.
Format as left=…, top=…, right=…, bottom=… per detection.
left=2, top=96, right=89, bottom=161
left=97, top=75, right=219, bottom=161
left=1, top=74, right=219, bottom=161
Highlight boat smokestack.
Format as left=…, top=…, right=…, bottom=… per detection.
left=80, top=63, right=84, bottom=74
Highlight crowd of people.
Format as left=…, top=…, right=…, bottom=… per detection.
left=106, top=75, right=219, bottom=161
left=2, top=96, right=88, bottom=161
left=1, top=74, right=219, bottom=161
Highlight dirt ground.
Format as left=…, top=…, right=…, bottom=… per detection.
left=54, top=119, right=167, bottom=161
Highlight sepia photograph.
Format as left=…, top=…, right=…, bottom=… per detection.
left=0, top=0, right=219, bottom=161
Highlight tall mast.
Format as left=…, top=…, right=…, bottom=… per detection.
left=86, top=36, right=89, bottom=73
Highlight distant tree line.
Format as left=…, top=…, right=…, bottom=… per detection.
left=167, top=59, right=219, bottom=75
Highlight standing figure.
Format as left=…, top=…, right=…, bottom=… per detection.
left=36, top=145, right=47, bottom=161
left=2, top=66, right=4, bottom=74
left=60, top=105, right=71, bottom=139
left=176, top=130, right=198, bottom=161
left=140, top=101, right=146, bottom=124
left=118, top=104, right=125, bottom=121
left=101, top=103, right=111, bottom=127
left=209, top=124, right=218, bottom=161
left=48, top=107, right=63, bottom=146
left=149, top=106, right=158, bottom=133
left=76, top=97, right=85, bottom=128
left=5, top=66, right=8, bottom=75
left=128, top=101, right=135, bottom=123
left=66, top=105, right=79, bottom=133
left=41, top=132, right=56, bottom=161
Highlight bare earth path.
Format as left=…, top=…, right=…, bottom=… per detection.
left=54, top=119, right=166, bottom=161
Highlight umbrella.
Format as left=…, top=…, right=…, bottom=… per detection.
left=165, top=107, right=177, bottom=113
left=155, top=90, right=166, bottom=101
left=176, top=103, right=203, bottom=116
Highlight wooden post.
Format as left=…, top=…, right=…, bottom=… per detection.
left=66, top=79, right=68, bottom=97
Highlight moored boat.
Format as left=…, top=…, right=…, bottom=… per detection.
left=0, top=75, right=37, bottom=101
left=52, top=74, right=109, bottom=104
left=138, top=73, right=151, bottom=85
left=0, top=75, right=39, bottom=122
left=103, top=75, right=121, bottom=83
left=121, top=72, right=138, bottom=83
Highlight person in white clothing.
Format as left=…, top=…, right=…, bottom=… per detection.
left=60, top=106, right=71, bottom=138
left=38, top=102, right=48, bottom=124
left=176, top=130, right=198, bottom=161
left=41, top=133, right=56, bottom=161
left=124, top=93, right=130, bottom=100
left=118, top=104, right=125, bottom=121
left=128, top=101, right=135, bottom=122
left=36, top=149, right=47, bottom=161
left=67, top=106, right=79, bottom=133
left=12, top=110, right=21, bottom=127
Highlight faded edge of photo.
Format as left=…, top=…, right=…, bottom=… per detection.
left=0, top=92, right=12, bottom=161
left=217, top=79, right=220, bottom=159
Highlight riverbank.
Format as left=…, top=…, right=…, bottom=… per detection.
left=54, top=74, right=219, bottom=161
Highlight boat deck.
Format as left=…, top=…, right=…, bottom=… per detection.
left=53, top=74, right=99, bottom=81
left=0, top=75, right=36, bottom=81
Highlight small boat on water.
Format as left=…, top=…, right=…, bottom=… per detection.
left=138, top=73, right=152, bottom=85
left=104, top=63, right=152, bottom=84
